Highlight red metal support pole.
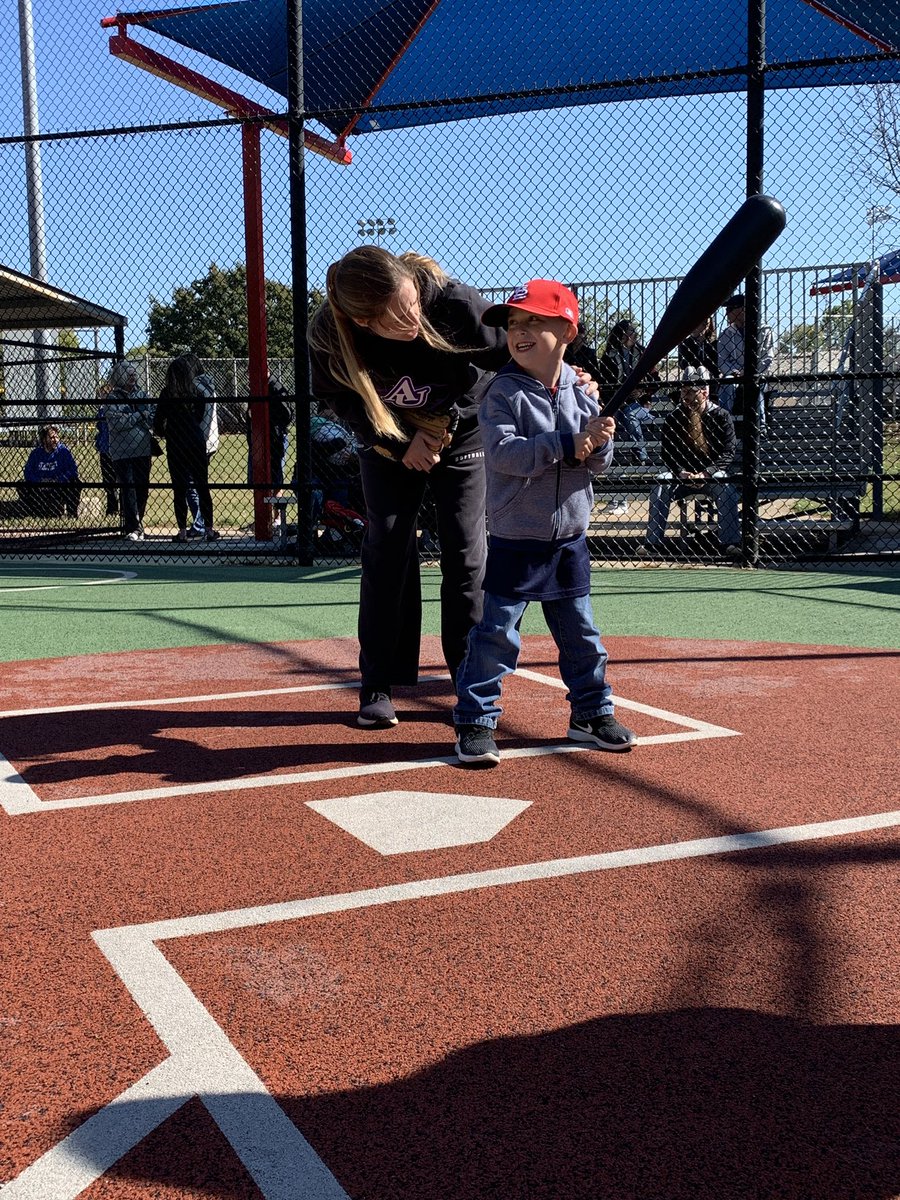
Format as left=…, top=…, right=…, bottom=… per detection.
left=242, top=121, right=272, bottom=540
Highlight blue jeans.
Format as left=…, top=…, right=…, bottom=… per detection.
left=453, top=590, right=613, bottom=729
left=647, top=475, right=740, bottom=546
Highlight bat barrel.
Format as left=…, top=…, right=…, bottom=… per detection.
left=598, top=194, right=786, bottom=417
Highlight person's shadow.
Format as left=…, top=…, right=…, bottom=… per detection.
left=67, top=1006, right=899, bottom=1198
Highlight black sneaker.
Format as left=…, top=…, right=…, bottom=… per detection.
left=568, top=715, right=637, bottom=752
left=357, top=690, right=398, bottom=728
left=454, top=724, right=500, bottom=766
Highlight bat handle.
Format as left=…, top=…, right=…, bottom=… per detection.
left=598, top=366, right=647, bottom=418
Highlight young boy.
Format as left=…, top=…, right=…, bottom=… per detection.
left=453, top=280, right=637, bottom=766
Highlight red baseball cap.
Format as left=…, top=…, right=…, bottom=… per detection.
left=481, top=279, right=579, bottom=329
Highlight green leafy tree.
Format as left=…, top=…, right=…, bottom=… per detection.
left=821, top=298, right=856, bottom=350
left=147, top=263, right=317, bottom=359
left=779, top=322, right=823, bottom=355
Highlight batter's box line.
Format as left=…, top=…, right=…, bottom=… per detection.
left=5, top=805, right=900, bottom=1200
left=0, top=674, right=739, bottom=816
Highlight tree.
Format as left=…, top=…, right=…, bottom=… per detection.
left=821, top=298, right=856, bottom=350
left=779, top=322, right=822, bottom=355
left=852, top=84, right=900, bottom=201
left=147, top=263, right=322, bottom=359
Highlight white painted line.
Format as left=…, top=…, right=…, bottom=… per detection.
left=0, top=749, right=43, bottom=814
left=1, top=730, right=729, bottom=815
left=0, top=680, right=362, bottom=720
left=0, top=670, right=739, bottom=815
left=0, top=676, right=450, bottom=721
left=0, top=567, right=135, bottom=594
left=0, top=1058, right=189, bottom=1200
left=103, top=806, right=900, bottom=946
left=516, top=668, right=740, bottom=737
left=8, top=804, right=890, bottom=1197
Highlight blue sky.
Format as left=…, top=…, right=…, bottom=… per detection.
left=1, top=0, right=899, bottom=354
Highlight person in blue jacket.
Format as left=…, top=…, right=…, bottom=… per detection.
left=18, top=424, right=81, bottom=517
left=451, top=280, right=637, bottom=766
left=94, top=406, right=119, bottom=516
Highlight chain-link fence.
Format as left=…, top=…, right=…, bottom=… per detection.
left=1, top=1, right=899, bottom=567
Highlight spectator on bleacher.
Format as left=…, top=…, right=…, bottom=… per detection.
left=717, top=294, right=774, bottom=427
left=104, top=360, right=155, bottom=541
left=678, top=317, right=719, bottom=397
left=617, top=395, right=656, bottom=464
left=154, top=355, right=220, bottom=544
left=181, top=354, right=218, bottom=538
left=564, top=315, right=602, bottom=377
left=640, top=366, right=740, bottom=556
left=18, top=424, right=81, bottom=517
left=94, top=405, right=119, bottom=517
left=596, top=319, right=659, bottom=515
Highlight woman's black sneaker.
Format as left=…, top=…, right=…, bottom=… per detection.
left=568, top=715, right=637, bottom=751
left=357, top=690, right=398, bottom=728
left=454, top=725, right=500, bottom=766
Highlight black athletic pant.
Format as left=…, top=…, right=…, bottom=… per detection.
left=166, top=429, right=213, bottom=531
left=357, top=414, right=486, bottom=690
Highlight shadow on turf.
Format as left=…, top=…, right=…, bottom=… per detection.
left=62, top=1007, right=900, bottom=1198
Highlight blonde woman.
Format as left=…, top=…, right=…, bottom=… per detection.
left=310, top=247, right=598, bottom=728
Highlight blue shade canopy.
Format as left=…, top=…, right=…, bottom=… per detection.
left=811, top=248, right=900, bottom=293
left=113, top=0, right=900, bottom=138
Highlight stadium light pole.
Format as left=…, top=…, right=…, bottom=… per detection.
left=866, top=204, right=895, bottom=262
left=18, top=0, right=52, bottom=410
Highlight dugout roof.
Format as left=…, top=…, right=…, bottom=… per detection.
left=0, top=265, right=127, bottom=332
left=108, top=0, right=900, bottom=139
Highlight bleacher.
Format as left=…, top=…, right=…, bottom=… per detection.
left=588, top=389, right=870, bottom=554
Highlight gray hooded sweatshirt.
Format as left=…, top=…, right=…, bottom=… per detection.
left=479, top=360, right=614, bottom=542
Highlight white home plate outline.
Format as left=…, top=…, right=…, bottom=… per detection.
left=4, top=806, right=900, bottom=1199
left=0, top=672, right=740, bottom=816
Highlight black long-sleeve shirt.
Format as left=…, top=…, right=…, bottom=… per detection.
left=309, top=276, right=508, bottom=458
left=660, top=402, right=736, bottom=476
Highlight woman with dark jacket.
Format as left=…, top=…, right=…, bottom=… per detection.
left=309, top=246, right=597, bottom=728
left=678, top=317, right=719, bottom=397
left=595, top=319, right=659, bottom=516
left=154, top=356, right=219, bottom=543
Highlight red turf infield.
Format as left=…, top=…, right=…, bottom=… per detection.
left=1, top=636, right=898, bottom=1199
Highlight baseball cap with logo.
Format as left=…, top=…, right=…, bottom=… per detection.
left=681, top=365, right=710, bottom=385
left=481, top=280, right=579, bottom=329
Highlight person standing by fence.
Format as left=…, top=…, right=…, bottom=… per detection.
left=104, top=361, right=155, bottom=541
left=308, top=247, right=511, bottom=727
left=154, top=355, right=220, bottom=544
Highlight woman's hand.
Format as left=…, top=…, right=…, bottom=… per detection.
left=574, top=368, right=600, bottom=400
left=402, top=429, right=442, bottom=472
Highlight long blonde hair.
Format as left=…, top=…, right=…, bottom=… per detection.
left=309, top=246, right=460, bottom=441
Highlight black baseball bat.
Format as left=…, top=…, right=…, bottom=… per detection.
left=599, top=194, right=786, bottom=416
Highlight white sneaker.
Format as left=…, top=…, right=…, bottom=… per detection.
left=608, top=502, right=629, bottom=516
left=125, top=530, right=144, bottom=542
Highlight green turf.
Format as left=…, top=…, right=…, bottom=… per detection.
left=0, top=562, right=898, bottom=663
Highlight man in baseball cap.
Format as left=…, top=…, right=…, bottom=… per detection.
left=681, top=365, right=710, bottom=386
left=481, top=280, right=579, bottom=330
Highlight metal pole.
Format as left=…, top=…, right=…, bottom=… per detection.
left=739, top=0, right=766, bottom=566
left=871, top=281, right=884, bottom=518
left=242, top=122, right=274, bottom=540
left=287, top=0, right=314, bottom=566
left=18, top=0, right=51, bottom=411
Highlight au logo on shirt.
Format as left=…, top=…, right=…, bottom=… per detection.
left=382, top=376, right=431, bottom=408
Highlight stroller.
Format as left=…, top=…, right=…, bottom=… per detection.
left=306, top=413, right=367, bottom=555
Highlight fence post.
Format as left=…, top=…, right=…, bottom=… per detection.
left=740, top=0, right=766, bottom=566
